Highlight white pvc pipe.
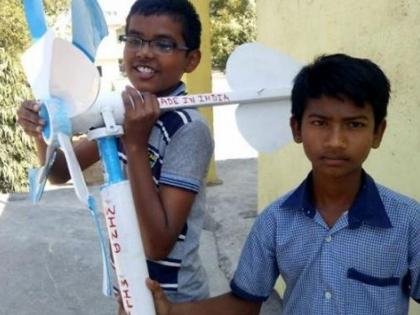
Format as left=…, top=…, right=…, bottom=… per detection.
left=71, top=87, right=291, bottom=134
left=101, top=181, right=156, bottom=315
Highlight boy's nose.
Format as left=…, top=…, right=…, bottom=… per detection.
left=135, top=41, right=154, bottom=57
left=325, top=126, right=347, bottom=149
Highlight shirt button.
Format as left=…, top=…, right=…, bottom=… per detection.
left=325, top=291, right=332, bottom=300
left=325, top=235, right=332, bottom=243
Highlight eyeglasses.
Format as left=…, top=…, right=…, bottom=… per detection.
left=119, top=35, right=189, bottom=54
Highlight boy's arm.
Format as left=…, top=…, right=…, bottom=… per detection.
left=121, top=88, right=211, bottom=260
left=146, top=279, right=262, bottom=315
left=17, top=100, right=99, bottom=184
left=122, top=87, right=212, bottom=260
left=123, top=143, right=196, bottom=260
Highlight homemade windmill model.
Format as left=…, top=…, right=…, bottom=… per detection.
left=21, top=1, right=301, bottom=314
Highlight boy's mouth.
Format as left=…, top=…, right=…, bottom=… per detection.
left=134, top=65, right=156, bottom=79
left=136, top=66, right=155, bottom=73
left=321, top=156, right=349, bottom=166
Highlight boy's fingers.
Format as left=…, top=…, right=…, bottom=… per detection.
left=142, top=92, right=160, bottom=115
left=121, top=91, right=134, bottom=112
left=17, top=107, right=43, bottom=126
left=20, top=123, right=42, bottom=137
left=147, top=279, right=171, bottom=315
left=146, top=278, right=159, bottom=291
left=136, top=90, right=144, bottom=103
left=122, top=89, right=159, bottom=120
left=122, top=88, right=142, bottom=112
left=146, top=278, right=164, bottom=297
left=22, top=100, right=40, bottom=112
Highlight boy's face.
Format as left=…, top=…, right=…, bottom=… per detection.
left=290, top=96, right=386, bottom=179
left=123, top=14, right=200, bottom=96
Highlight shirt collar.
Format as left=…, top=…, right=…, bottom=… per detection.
left=281, top=170, right=392, bottom=229
left=168, top=82, right=187, bottom=96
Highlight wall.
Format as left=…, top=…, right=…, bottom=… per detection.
left=256, top=1, right=420, bottom=312
left=257, top=0, right=420, bottom=206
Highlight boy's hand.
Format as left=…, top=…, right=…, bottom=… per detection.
left=116, top=280, right=172, bottom=315
left=147, top=278, right=172, bottom=315
left=121, top=86, right=160, bottom=148
left=17, top=100, right=45, bottom=139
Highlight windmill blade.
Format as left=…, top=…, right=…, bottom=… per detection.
left=235, top=100, right=291, bottom=152
left=21, top=30, right=55, bottom=100
left=21, top=31, right=100, bottom=119
left=27, top=99, right=66, bottom=203
left=28, top=144, right=57, bottom=203
left=50, top=38, right=101, bottom=118
left=226, top=42, right=301, bottom=90
left=57, top=133, right=90, bottom=205
left=226, top=43, right=302, bottom=152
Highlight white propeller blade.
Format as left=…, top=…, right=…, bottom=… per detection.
left=235, top=100, right=292, bottom=152
left=50, top=38, right=100, bottom=118
left=227, top=42, right=301, bottom=90
left=57, top=133, right=90, bottom=205
left=226, top=43, right=302, bottom=152
left=28, top=143, right=57, bottom=202
left=21, top=31, right=100, bottom=118
left=21, top=30, right=55, bottom=100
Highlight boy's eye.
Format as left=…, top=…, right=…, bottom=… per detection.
left=348, top=121, right=366, bottom=128
left=311, top=120, right=325, bottom=126
left=152, top=40, right=176, bottom=53
left=126, top=37, right=142, bottom=47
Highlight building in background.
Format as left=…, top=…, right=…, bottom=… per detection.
left=95, top=2, right=129, bottom=92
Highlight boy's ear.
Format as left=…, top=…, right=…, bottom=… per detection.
left=290, top=116, right=302, bottom=143
left=184, top=50, right=201, bottom=73
left=372, top=119, right=387, bottom=149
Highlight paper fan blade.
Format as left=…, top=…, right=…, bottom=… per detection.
left=21, top=30, right=55, bottom=100
left=226, top=43, right=301, bottom=91
left=29, top=143, right=57, bottom=203
left=57, top=133, right=90, bottom=205
left=50, top=38, right=101, bottom=118
left=235, top=100, right=292, bottom=153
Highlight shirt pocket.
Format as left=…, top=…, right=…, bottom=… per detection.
left=347, top=268, right=400, bottom=287
left=345, top=267, right=401, bottom=314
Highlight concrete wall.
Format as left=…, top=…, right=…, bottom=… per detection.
left=257, top=0, right=420, bottom=206
left=256, top=1, right=420, bottom=312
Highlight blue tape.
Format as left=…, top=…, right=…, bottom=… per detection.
left=97, top=137, right=125, bottom=185
left=23, top=0, right=48, bottom=41
left=42, top=98, right=72, bottom=144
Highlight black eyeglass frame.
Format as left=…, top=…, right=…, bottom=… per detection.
left=119, top=34, right=189, bottom=54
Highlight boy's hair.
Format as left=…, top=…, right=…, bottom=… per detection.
left=126, top=0, right=202, bottom=51
left=291, top=54, right=391, bottom=128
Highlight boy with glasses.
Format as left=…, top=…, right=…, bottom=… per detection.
left=17, top=0, right=214, bottom=311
